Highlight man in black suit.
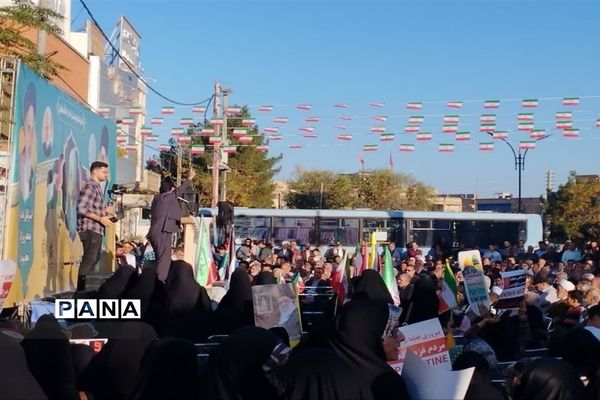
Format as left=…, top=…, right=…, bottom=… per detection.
left=147, top=169, right=195, bottom=282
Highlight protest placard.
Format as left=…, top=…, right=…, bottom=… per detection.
left=388, top=317, right=452, bottom=374
left=0, top=260, right=17, bottom=312
left=252, top=284, right=302, bottom=346
left=495, top=269, right=527, bottom=309
left=458, top=250, right=490, bottom=316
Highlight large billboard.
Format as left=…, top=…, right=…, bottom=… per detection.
left=4, top=63, right=117, bottom=303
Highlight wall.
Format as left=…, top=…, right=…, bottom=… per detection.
left=4, top=63, right=116, bottom=303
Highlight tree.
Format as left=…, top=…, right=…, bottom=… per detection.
left=544, top=172, right=600, bottom=241
left=147, top=106, right=281, bottom=208
left=285, top=168, right=435, bottom=210
left=0, top=1, right=65, bottom=78
left=286, top=168, right=356, bottom=209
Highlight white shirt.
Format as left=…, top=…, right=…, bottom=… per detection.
left=585, top=326, right=600, bottom=342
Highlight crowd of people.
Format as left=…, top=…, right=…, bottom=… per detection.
left=1, top=236, right=599, bottom=400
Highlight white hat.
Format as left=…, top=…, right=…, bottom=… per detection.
left=557, top=279, right=576, bottom=292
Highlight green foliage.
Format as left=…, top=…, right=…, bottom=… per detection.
left=146, top=105, right=281, bottom=208
left=286, top=168, right=435, bottom=210
left=0, top=0, right=66, bottom=78
left=544, top=172, right=600, bottom=241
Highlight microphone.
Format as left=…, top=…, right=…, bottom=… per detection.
left=177, top=197, right=189, bottom=203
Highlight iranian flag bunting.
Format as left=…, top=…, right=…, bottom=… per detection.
left=259, top=105, right=273, bottom=112
left=416, top=133, right=432, bottom=141
left=171, top=128, right=185, bottom=136
left=484, top=100, right=500, bottom=108
left=562, top=129, right=580, bottom=138
left=337, top=134, right=353, bottom=141
left=340, top=115, right=353, bottom=121
left=121, top=117, right=134, bottom=125
left=273, top=117, right=288, bottom=124
left=190, top=145, right=205, bottom=155
left=161, top=106, right=175, bottom=114
left=556, top=121, right=573, bottom=129
left=518, top=122, right=534, bottom=131
left=442, top=125, right=458, bottom=133
left=195, top=216, right=218, bottom=287
left=363, top=144, right=378, bottom=152
left=335, top=125, right=347, bottom=130
left=383, top=248, right=400, bottom=306
left=242, top=118, right=256, bottom=127
left=305, top=116, right=320, bottom=123
left=404, top=126, right=420, bottom=133
left=406, top=102, right=423, bottom=110
left=264, top=127, right=279, bottom=133
left=530, top=130, right=546, bottom=139
left=180, top=117, right=194, bottom=126
left=370, top=102, right=385, bottom=108
left=140, top=127, right=153, bottom=135
left=238, top=136, right=253, bottom=144
left=521, top=99, right=538, bottom=108
left=268, top=135, right=282, bottom=140
left=493, top=131, right=509, bottom=139
left=439, top=143, right=455, bottom=152
left=158, top=144, right=171, bottom=152
left=226, top=107, right=242, bottom=115
left=128, top=106, right=143, bottom=115
left=478, top=142, right=494, bottom=151
left=517, top=113, right=534, bottom=121
left=256, top=145, right=270, bottom=152
left=209, top=118, right=224, bottom=126
left=178, top=136, right=192, bottom=144
left=480, top=123, right=496, bottom=132
left=562, top=97, right=580, bottom=106
left=399, top=144, right=415, bottom=152
left=455, top=132, right=471, bottom=141
left=232, top=128, right=249, bottom=138
left=98, top=107, right=110, bottom=116
left=289, top=144, right=303, bottom=149
left=372, top=116, right=388, bottom=123
left=555, top=111, right=572, bottom=120
left=443, top=115, right=460, bottom=124
left=303, top=133, right=318, bottom=138
left=151, top=117, right=164, bottom=125
left=334, top=103, right=349, bottom=108
left=208, top=136, right=222, bottom=144
left=379, top=133, right=394, bottom=142
left=201, top=128, right=215, bottom=136
left=519, top=141, right=536, bottom=150
left=438, top=260, right=458, bottom=314
left=297, top=104, right=312, bottom=111
left=300, top=127, right=315, bottom=133
left=446, top=101, right=463, bottom=109
left=145, top=135, right=158, bottom=142
left=371, top=127, right=386, bottom=133
left=596, top=119, right=600, bottom=128
left=192, top=106, right=206, bottom=113
left=223, top=146, right=237, bottom=154
left=480, top=114, right=496, bottom=123
left=408, top=116, right=424, bottom=124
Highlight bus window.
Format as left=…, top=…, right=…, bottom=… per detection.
left=454, top=220, right=522, bottom=248
left=318, top=218, right=359, bottom=246
left=362, top=219, right=402, bottom=245
left=407, top=219, right=451, bottom=248
left=234, top=217, right=271, bottom=242
left=273, top=217, right=316, bottom=246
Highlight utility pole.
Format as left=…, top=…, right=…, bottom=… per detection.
left=219, top=88, right=230, bottom=202
left=176, top=145, right=182, bottom=186
left=211, top=81, right=221, bottom=207
left=546, top=170, right=554, bottom=193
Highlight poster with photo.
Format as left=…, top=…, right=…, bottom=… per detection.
left=252, top=284, right=302, bottom=346
left=458, top=250, right=490, bottom=316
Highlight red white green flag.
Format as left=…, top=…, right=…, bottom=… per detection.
left=145, top=135, right=158, bottom=142
left=439, top=143, right=455, bottom=152
left=556, top=120, right=573, bottom=129
left=446, top=101, right=463, bottom=109
left=161, top=106, right=175, bottom=114
left=98, top=107, right=110, bottom=116
left=493, top=131, right=509, bottom=139
left=256, top=145, right=270, bottom=152
left=416, top=133, right=432, bottom=141
left=300, top=127, right=315, bottom=133
left=180, top=117, right=194, bottom=126
left=521, top=99, right=538, bottom=108
left=480, top=114, right=496, bottom=123
left=116, top=137, right=128, bottom=145
left=518, top=113, right=534, bottom=121
left=129, top=106, right=143, bottom=115
left=455, top=132, right=471, bottom=141
left=151, top=117, right=164, bottom=125
left=121, top=117, right=134, bottom=125
left=379, top=133, right=394, bottom=142
left=438, top=260, right=458, bottom=313
left=363, top=144, right=378, bottom=152
left=596, top=119, right=600, bottom=128
left=562, top=97, right=580, bottom=106
left=209, top=118, right=223, bottom=126
left=297, top=104, right=312, bottom=110
left=232, top=128, right=249, bottom=138
left=140, top=127, right=153, bottom=136
left=273, top=117, right=288, bottom=124
left=209, top=136, right=222, bottom=144
left=442, top=125, right=458, bottom=133
left=484, top=100, right=500, bottom=108
left=190, top=145, right=205, bottom=155
left=399, top=144, right=415, bottom=152
left=201, top=128, right=215, bottom=136
left=195, top=216, right=218, bottom=287
left=555, top=111, right=572, bottom=120
left=337, top=134, right=353, bottom=141
left=178, top=136, right=192, bottom=144
left=259, top=105, right=273, bottom=112
left=171, top=128, right=185, bottom=136
left=340, top=115, right=353, bottom=121
left=370, top=102, right=385, bottom=108
left=223, top=146, right=237, bottom=154
left=332, top=251, right=349, bottom=304
left=406, top=102, right=423, bottom=110
left=305, top=116, right=320, bottom=123
left=192, top=106, right=206, bottom=113
left=121, top=144, right=138, bottom=152
left=372, top=116, right=388, bottom=123
left=404, top=126, right=420, bottom=133
left=334, top=103, right=349, bottom=108
left=264, top=127, right=279, bottom=133
left=268, top=135, right=282, bottom=140
left=289, top=144, right=303, bottom=149
left=480, top=123, right=496, bottom=132
left=408, top=116, right=424, bottom=124
left=530, top=130, right=546, bottom=139
left=238, top=136, right=253, bottom=144
left=226, top=107, right=242, bottom=115
left=335, top=125, right=347, bottom=130
left=383, top=248, right=400, bottom=306
left=242, top=118, right=256, bottom=127
left=371, top=127, right=386, bottom=133
left=518, top=141, right=536, bottom=150
left=478, top=142, right=494, bottom=151
left=443, top=115, right=460, bottom=124
left=518, top=122, right=534, bottom=131
left=303, top=132, right=318, bottom=138
left=562, top=129, right=580, bottom=138
left=158, top=144, right=171, bottom=152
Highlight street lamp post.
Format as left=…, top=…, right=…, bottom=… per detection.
left=484, top=132, right=551, bottom=213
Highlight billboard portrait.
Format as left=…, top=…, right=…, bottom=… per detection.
left=4, top=63, right=116, bottom=303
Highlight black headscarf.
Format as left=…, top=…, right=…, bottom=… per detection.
left=79, top=322, right=157, bottom=400
left=405, top=275, right=439, bottom=324
left=281, top=349, right=373, bottom=400
left=453, top=351, right=506, bottom=400
left=215, top=268, right=254, bottom=332
left=512, top=358, right=586, bottom=400
left=69, top=343, right=96, bottom=388
left=253, top=271, right=277, bottom=285
left=0, top=333, right=48, bottom=400
left=165, top=260, right=212, bottom=316
left=128, top=338, right=199, bottom=400
left=352, top=270, right=393, bottom=305
left=20, top=314, right=79, bottom=400
left=202, top=326, right=283, bottom=400
left=327, top=300, right=410, bottom=400
left=97, top=264, right=137, bottom=299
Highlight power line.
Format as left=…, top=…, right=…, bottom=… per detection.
left=77, top=0, right=213, bottom=107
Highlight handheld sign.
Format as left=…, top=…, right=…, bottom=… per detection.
left=0, top=260, right=17, bottom=313
left=458, top=250, right=490, bottom=316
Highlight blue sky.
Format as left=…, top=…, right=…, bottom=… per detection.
left=78, top=0, right=600, bottom=197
